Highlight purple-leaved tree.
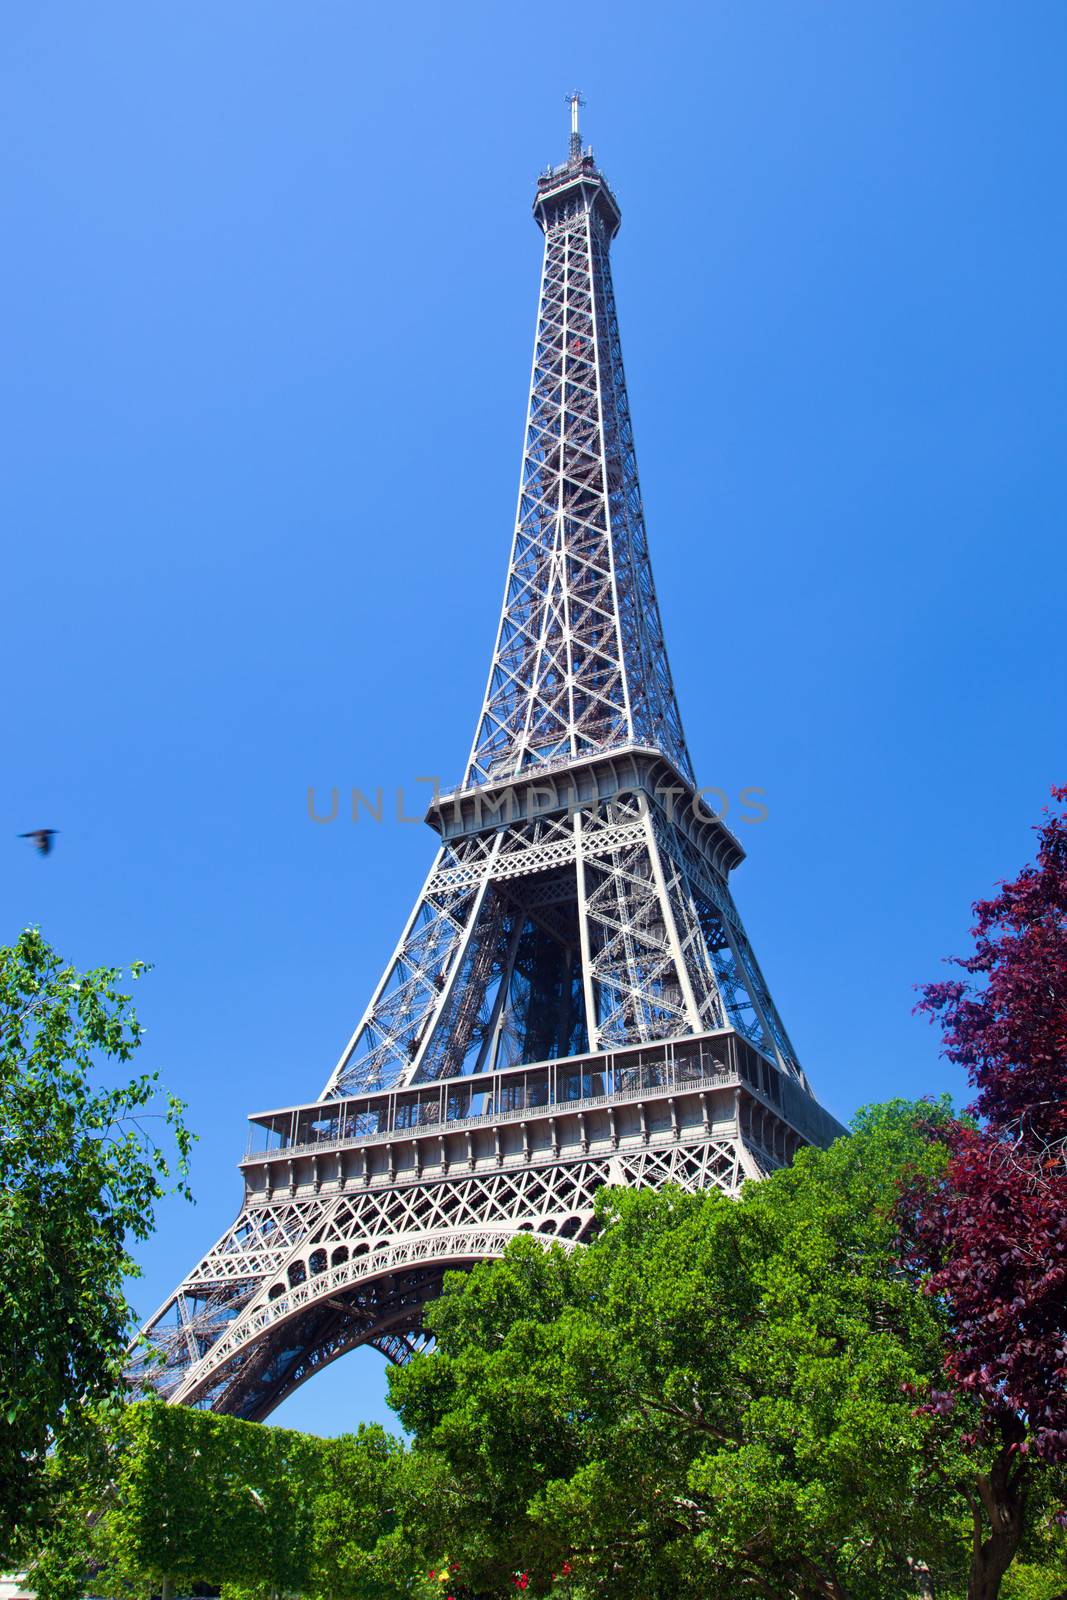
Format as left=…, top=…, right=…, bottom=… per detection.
left=903, top=786, right=1067, bottom=1600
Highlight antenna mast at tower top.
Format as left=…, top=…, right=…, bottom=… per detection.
left=566, top=89, right=585, bottom=163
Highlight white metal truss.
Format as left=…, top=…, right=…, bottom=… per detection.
left=132, top=1049, right=800, bottom=1418
left=133, top=112, right=840, bottom=1422
left=172, top=1139, right=742, bottom=1406
left=324, top=780, right=805, bottom=1097
left=134, top=1025, right=840, bottom=1418
left=464, top=144, right=691, bottom=789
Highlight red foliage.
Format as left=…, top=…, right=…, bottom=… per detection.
left=903, top=1123, right=1067, bottom=1459
left=918, top=785, right=1067, bottom=1146
left=907, top=787, right=1067, bottom=1463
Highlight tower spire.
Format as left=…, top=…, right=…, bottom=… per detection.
left=567, top=89, right=585, bottom=164
left=467, top=108, right=688, bottom=791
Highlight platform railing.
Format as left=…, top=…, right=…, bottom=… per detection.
left=242, top=1029, right=844, bottom=1164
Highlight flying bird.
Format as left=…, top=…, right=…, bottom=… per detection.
left=20, top=829, right=58, bottom=856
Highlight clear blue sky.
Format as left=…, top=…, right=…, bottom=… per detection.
left=3, top=4, right=1065, bottom=1437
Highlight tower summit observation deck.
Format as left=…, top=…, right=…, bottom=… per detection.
left=132, top=102, right=844, bottom=1421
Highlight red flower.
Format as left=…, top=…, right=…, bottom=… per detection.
left=562, top=1561, right=572, bottom=1575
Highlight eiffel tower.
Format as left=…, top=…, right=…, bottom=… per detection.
left=133, top=98, right=843, bottom=1421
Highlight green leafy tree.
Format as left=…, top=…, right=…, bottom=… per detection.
left=0, top=928, right=192, bottom=1564
left=1000, top=1530, right=1067, bottom=1600
left=17, top=1416, right=114, bottom=1600
left=390, top=1103, right=1060, bottom=1600
left=307, top=1424, right=416, bottom=1600
left=26, top=1401, right=424, bottom=1600
left=100, top=1401, right=322, bottom=1597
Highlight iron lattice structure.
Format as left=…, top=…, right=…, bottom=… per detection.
left=133, top=106, right=843, bottom=1420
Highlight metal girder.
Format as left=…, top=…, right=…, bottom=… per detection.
left=464, top=149, right=692, bottom=791
left=133, top=1075, right=761, bottom=1418
left=133, top=114, right=838, bottom=1422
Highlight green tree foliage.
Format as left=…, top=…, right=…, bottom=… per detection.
left=102, top=1402, right=321, bottom=1597
left=389, top=1103, right=1063, bottom=1600
left=305, top=1421, right=414, bottom=1600
left=0, top=929, right=192, bottom=1565
left=15, top=1076, right=1067, bottom=1599
left=27, top=1402, right=418, bottom=1600
left=1000, top=1537, right=1067, bottom=1600
left=18, top=1419, right=114, bottom=1600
